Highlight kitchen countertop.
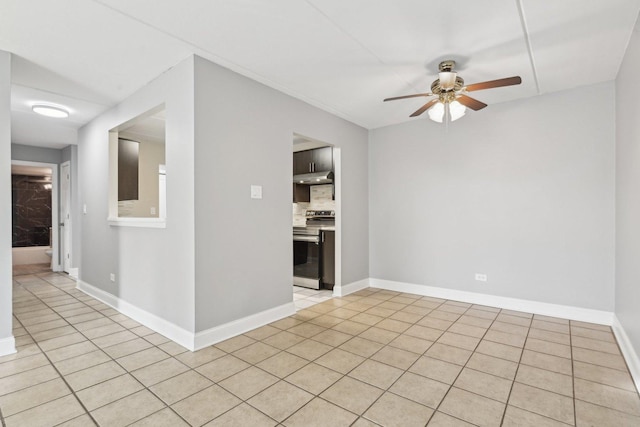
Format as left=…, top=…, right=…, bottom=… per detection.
left=293, top=225, right=335, bottom=231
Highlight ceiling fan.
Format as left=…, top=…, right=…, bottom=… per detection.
left=384, top=60, right=522, bottom=123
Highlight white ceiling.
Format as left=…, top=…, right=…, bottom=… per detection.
left=2, top=0, right=639, bottom=149
left=119, top=110, right=166, bottom=145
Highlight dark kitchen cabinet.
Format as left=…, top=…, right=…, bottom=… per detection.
left=293, top=150, right=314, bottom=175
left=293, top=183, right=310, bottom=203
left=118, top=138, right=139, bottom=201
left=312, top=146, right=333, bottom=172
left=321, top=230, right=335, bottom=290
left=293, top=147, right=333, bottom=174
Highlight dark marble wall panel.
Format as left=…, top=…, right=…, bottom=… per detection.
left=12, top=175, right=52, bottom=247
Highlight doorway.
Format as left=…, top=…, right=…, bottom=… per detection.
left=11, top=160, right=60, bottom=273
left=292, top=133, right=342, bottom=306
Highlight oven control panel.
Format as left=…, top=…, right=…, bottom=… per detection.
left=306, top=210, right=335, bottom=218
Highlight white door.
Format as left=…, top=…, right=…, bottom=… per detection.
left=60, top=162, right=71, bottom=272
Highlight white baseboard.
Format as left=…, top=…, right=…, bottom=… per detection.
left=333, top=278, right=370, bottom=297
left=194, top=302, right=296, bottom=351
left=0, top=335, right=16, bottom=357
left=370, top=278, right=615, bottom=326
left=612, top=315, right=640, bottom=393
left=67, top=268, right=78, bottom=279
left=77, top=280, right=195, bottom=351
left=76, top=280, right=296, bottom=353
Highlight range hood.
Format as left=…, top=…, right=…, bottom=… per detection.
left=293, top=171, right=334, bottom=185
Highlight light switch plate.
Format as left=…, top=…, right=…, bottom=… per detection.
left=251, top=185, right=262, bottom=199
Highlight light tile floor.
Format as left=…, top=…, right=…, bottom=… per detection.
left=2, top=271, right=640, bottom=426
left=293, top=286, right=333, bottom=311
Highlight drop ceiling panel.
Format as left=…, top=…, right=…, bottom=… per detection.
left=307, top=0, right=537, bottom=126
left=0, top=0, right=193, bottom=104
left=522, top=0, right=640, bottom=93
left=2, top=0, right=639, bottom=146
left=100, top=0, right=388, bottom=126
left=99, top=0, right=538, bottom=128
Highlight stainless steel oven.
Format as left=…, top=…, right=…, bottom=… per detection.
left=293, top=210, right=335, bottom=289
left=293, top=227, right=321, bottom=289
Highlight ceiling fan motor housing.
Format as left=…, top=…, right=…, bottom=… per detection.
left=432, top=60, right=464, bottom=96
left=438, top=60, right=456, bottom=72
left=431, top=76, right=465, bottom=95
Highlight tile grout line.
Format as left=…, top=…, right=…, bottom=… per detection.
left=7, top=275, right=640, bottom=426
left=570, top=323, right=577, bottom=426
left=498, top=313, right=532, bottom=426
left=12, top=273, right=195, bottom=426
left=425, top=302, right=506, bottom=424
left=10, top=278, right=100, bottom=426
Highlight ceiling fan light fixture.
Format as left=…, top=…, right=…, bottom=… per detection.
left=449, top=100, right=466, bottom=121
left=427, top=102, right=445, bottom=123
left=32, top=104, right=69, bottom=118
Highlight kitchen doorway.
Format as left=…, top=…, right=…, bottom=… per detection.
left=292, top=133, right=341, bottom=308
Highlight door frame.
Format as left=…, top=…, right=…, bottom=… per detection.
left=292, top=134, right=342, bottom=293
left=11, top=160, right=61, bottom=271
left=60, top=161, right=71, bottom=273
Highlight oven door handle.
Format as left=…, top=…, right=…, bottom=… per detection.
left=293, top=235, right=320, bottom=243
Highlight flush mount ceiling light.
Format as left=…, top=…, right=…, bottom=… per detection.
left=32, top=104, right=69, bottom=118
left=384, top=60, right=522, bottom=124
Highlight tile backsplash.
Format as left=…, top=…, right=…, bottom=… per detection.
left=293, top=184, right=335, bottom=226
left=293, top=202, right=309, bottom=226
left=310, top=184, right=335, bottom=210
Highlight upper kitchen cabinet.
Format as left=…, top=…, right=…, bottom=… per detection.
left=293, top=150, right=313, bottom=175
left=294, top=147, right=333, bottom=174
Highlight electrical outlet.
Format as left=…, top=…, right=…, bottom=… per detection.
left=150, top=207, right=156, bottom=215
left=475, top=273, right=487, bottom=282
left=250, top=185, right=262, bottom=199
left=110, top=273, right=116, bottom=282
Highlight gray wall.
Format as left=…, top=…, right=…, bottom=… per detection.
left=0, top=51, right=12, bottom=351
left=193, top=56, right=369, bottom=331
left=11, top=143, right=63, bottom=164
left=369, top=82, right=615, bottom=311
left=616, top=24, right=640, bottom=355
left=78, top=57, right=196, bottom=332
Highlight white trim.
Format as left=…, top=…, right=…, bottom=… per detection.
left=333, top=278, right=370, bottom=297
left=77, top=280, right=194, bottom=350
left=107, top=217, right=166, bottom=228
left=370, top=278, right=615, bottom=325
left=194, top=302, right=296, bottom=351
left=333, top=146, right=342, bottom=291
left=11, top=160, right=60, bottom=271
left=76, top=279, right=296, bottom=353
left=612, top=315, right=640, bottom=393
left=0, top=336, right=16, bottom=356
left=60, top=161, right=71, bottom=273
left=67, top=268, right=78, bottom=279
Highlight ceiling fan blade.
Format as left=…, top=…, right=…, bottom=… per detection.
left=384, top=93, right=433, bottom=102
left=410, top=99, right=439, bottom=117
left=457, top=95, right=487, bottom=111
left=465, top=76, right=522, bottom=92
